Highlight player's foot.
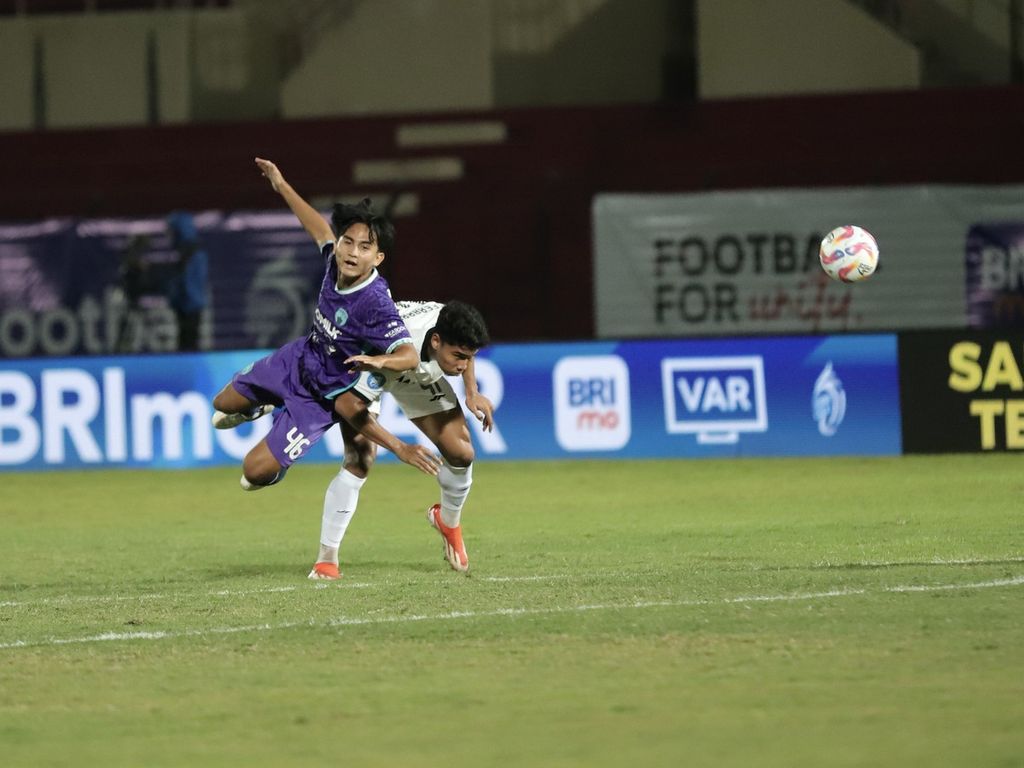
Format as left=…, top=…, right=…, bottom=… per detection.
left=212, top=404, right=274, bottom=429
left=308, top=562, right=341, bottom=580
left=425, top=504, right=469, bottom=573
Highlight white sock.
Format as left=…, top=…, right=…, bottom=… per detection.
left=438, top=462, right=472, bottom=528
left=318, top=470, right=366, bottom=564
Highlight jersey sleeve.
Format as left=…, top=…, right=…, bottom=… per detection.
left=370, top=300, right=415, bottom=354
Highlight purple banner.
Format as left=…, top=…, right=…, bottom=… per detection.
left=966, top=223, right=1024, bottom=328
left=0, top=211, right=327, bottom=358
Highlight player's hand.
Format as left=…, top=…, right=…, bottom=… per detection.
left=394, top=442, right=442, bottom=476
left=464, top=392, right=495, bottom=432
left=254, top=157, right=285, bottom=193
left=345, top=354, right=385, bottom=374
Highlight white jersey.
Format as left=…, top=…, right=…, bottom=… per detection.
left=392, top=301, right=446, bottom=387
left=352, top=300, right=462, bottom=419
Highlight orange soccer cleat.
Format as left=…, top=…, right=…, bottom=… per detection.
left=425, top=504, right=469, bottom=573
left=307, top=562, right=341, bottom=581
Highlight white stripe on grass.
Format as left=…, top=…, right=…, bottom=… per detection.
left=807, top=556, right=1024, bottom=569
left=7, top=555, right=1022, bottom=608
left=0, top=582, right=375, bottom=608
left=2, top=575, right=1021, bottom=651
left=0, top=576, right=571, bottom=607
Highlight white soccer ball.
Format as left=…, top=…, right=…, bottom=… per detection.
left=819, top=225, right=879, bottom=283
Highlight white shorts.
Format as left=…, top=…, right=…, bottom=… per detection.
left=352, top=370, right=460, bottom=420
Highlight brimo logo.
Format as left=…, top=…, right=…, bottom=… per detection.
left=552, top=355, right=631, bottom=451
left=0, top=355, right=508, bottom=470
left=0, top=367, right=270, bottom=465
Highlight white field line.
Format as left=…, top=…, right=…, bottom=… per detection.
left=1, top=575, right=1021, bottom=651
left=4, top=555, right=1024, bottom=607
left=0, top=583, right=374, bottom=608
left=481, top=574, right=577, bottom=582
left=0, top=577, right=563, bottom=609
left=4, top=556, right=1022, bottom=608
left=807, top=556, right=1024, bottom=569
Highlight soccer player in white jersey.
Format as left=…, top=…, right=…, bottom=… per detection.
left=309, top=299, right=495, bottom=578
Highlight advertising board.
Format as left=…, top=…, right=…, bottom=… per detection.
left=594, top=185, right=1024, bottom=338
left=900, top=330, right=1024, bottom=453
left=1, top=333, right=900, bottom=470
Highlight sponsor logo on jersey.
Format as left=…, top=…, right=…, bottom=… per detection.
left=314, top=308, right=340, bottom=340
left=396, top=301, right=438, bottom=320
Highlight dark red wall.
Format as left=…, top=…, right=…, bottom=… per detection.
left=3, top=86, right=1022, bottom=340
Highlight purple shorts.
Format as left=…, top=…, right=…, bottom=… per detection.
left=231, top=338, right=345, bottom=468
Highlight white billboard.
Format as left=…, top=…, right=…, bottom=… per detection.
left=593, top=185, right=1024, bottom=338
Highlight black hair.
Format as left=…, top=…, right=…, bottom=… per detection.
left=435, top=301, right=490, bottom=350
left=331, top=198, right=395, bottom=256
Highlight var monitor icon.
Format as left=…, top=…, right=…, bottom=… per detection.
left=661, top=356, right=768, bottom=444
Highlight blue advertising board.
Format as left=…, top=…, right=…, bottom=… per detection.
left=0, top=334, right=900, bottom=471
left=487, top=334, right=900, bottom=459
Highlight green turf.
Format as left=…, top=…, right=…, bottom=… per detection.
left=1, top=455, right=1022, bottom=767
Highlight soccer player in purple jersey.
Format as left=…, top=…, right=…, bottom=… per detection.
left=211, top=158, right=442, bottom=491
left=309, top=300, right=495, bottom=579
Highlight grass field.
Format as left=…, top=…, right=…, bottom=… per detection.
left=1, top=455, right=1022, bottom=767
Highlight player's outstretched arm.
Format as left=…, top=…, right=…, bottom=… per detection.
left=462, top=358, right=495, bottom=432
left=344, top=342, right=419, bottom=375
left=254, top=157, right=334, bottom=245
left=334, top=392, right=441, bottom=476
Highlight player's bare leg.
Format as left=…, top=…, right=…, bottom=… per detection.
left=413, top=409, right=474, bottom=572
left=211, top=383, right=273, bottom=429
left=309, top=419, right=376, bottom=581
left=240, top=439, right=287, bottom=491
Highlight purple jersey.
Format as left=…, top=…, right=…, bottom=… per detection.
left=299, top=243, right=413, bottom=399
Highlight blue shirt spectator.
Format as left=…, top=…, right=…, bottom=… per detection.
left=166, top=211, right=208, bottom=350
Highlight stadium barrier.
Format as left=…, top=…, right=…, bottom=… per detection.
left=899, top=329, right=1024, bottom=453
left=1, top=333, right=902, bottom=471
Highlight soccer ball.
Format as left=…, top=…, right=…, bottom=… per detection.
left=819, top=225, right=879, bottom=283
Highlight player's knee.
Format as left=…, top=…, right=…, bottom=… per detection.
left=241, top=467, right=287, bottom=490
left=443, top=444, right=475, bottom=468
left=242, top=453, right=283, bottom=488
left=242, top=468, right=277, bottom=488
left=213, top=389, right=241, bottom=413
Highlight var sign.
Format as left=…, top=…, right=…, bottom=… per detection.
left=661, top=356, right=768, bottom=444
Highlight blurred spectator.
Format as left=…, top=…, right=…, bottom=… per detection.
left=165, top=211, right=208, bottom=351
left=115, top=233, right=153, bottom=352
